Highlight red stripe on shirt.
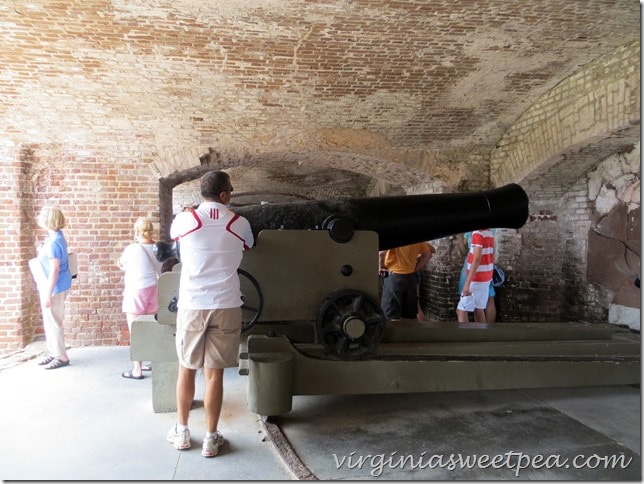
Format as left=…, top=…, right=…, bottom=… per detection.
left=226, top=214, right=251, bottom=250
left=468, top=230, right=495, bottom=282
left=173, top=210, right=203, bottom=240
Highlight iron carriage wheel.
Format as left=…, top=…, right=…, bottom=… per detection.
left=164, top=268, right=263, bottom=332
left=239, top=268, right=264, bottom=332
left=315, top=289, right=386, bottom=360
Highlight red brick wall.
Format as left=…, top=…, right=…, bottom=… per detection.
left=0, top=146, right=160, bottom=352
left=0, top=152, right=35, bottom=351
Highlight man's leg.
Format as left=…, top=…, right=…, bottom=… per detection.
left=167, top=364, right=196, bottom=450
left=472, top=281, right=490, bottom=323
left=401, top=275, right=418, bottom=319
left=177, top=365, right=197, bottom=425
left=381, top=276, right=400, bottom=319
left=473, top=308, right=487, bottom=322
left=456, top=308, right=469, bottom=323
left=204, top=367, right=224, bottom=433
left=486, top=296, right=497, bottom=323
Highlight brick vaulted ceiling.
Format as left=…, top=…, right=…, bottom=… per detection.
left=0, top=0, right=640, bottom=198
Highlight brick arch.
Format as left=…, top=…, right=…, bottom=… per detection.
left=519, top=127, right=639, bottom=205
left=157, top=148, right=440, bottom=238
left=486, top=41, right=640, bottom=325
left=491, top=40, right=640, bottom=194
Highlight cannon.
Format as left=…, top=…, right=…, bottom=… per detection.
left=155, top=183, right=529, bottom=360
left=132, top=182, right=639, bottom=415
left=234, top=182, right=529, bottom=250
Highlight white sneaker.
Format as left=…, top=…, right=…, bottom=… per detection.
left=167, top=425, right=191, bottom=450
left=201, top=431, right=224, bottom=457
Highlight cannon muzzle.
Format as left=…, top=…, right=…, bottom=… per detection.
left=234, top=183, right=529, bottom=250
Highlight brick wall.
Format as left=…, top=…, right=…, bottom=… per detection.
left=492, top=40, right=640, bottom=187
left=0, top=146, right=160, bottom=352
left=421, top=236, right=465, bottom=321
left=2, top=142, right=640, bottom=353
left=0, top=150, right=35, bottom=351
left=483, top=40, right=640, bottom=324
left=488, top=143, right=639, bottom=324
left=1, top=142, right=640, bottom=353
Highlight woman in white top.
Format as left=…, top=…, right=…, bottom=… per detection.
left=118, top=217, right=163, bottom=379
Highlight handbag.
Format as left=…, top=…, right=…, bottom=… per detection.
left=68, top=251, right=78, bottom=279
left=28, top=258, right=46, bottom=288
left=29, top=252, right=78, bottom=284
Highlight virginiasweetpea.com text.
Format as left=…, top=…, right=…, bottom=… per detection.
left=332, top=451, right=633, bottom=477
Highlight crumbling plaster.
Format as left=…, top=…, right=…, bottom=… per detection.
left=587, top=142, right=640, bottom=330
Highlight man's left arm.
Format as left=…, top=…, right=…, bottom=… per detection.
left=236, top=216, right=254, bottom=250
left=462, top=245, right=482, bottom=296
left=414, top=245, right=435, bottom=272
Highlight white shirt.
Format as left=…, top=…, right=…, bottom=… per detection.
left=170, top=202, right=254, bottom=310
left=119, top=243, right=162, bottom=290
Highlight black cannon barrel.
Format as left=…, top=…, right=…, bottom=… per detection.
left=233, top=183, right=529, bottom=251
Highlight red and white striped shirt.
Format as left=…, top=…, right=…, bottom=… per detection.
left=467, top=229, right=495, bottom=283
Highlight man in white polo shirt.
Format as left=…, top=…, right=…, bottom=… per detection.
left=166, top=170, right=254, bottom=458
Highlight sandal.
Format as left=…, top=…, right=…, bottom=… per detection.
left=142, top=364, right=152, bottom=372
left=44, top=358, right=70, bottom=370
left=122, top=370, right=144, bottom=380
left=38, top=356, right=55, bottom=366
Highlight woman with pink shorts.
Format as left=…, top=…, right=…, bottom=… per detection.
left=118, top=217, right=163, bottom=379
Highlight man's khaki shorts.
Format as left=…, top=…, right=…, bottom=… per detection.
left=175, top=307, right=242, bottom=369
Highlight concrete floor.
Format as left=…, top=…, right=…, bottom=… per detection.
left=0, top=343, right=640, bottom=480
